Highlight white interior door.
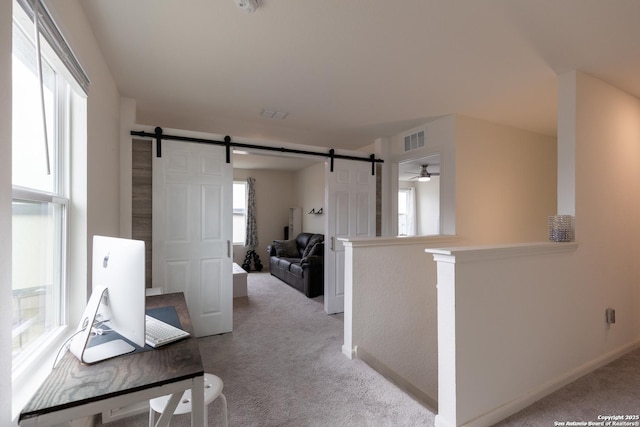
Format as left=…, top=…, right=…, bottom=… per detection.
left=325, top=160, right=376, bottom=314
left=153, top=139, right=232, bottom=337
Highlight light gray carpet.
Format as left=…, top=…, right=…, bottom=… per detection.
left=97, top=272, right=434, bottom=426
left=96, top=272, right=640, bottom=426
left=496, top=347, right=640, bottom=426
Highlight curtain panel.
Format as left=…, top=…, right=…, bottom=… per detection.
left=245, top=177, right=258, bottom=247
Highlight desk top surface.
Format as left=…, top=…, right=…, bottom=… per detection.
left=20, top=292, right=203, bottom=421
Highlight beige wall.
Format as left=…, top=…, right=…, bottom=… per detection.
left=389, top=114, right=556, bottom=243
left=294, top=161, right=326, bottom=234
left=347, top=236, right=461, bottom=409
left=570, top=71, right=640, bottom=346
left=431, top=71, right=640, bottom=426
left=347, top=77, right=640, bottom=422
left=455, top=115, right=557, bottom=244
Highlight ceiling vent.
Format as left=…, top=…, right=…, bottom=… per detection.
left=403, top=130, right=425, bottom=152
left=261, top=108, right=288, bottom=119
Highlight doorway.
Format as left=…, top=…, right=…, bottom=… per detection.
left=132, top=140, right=377, bottom=317
left=397, top=155, right=441, bottom=236
left=232, top=150, right=376, bottom=315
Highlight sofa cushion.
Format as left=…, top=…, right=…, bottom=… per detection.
left=289, top=263, right=304, bottom=277
left=302, top=234, right=324, bottom=258
left=302, top=242, right=323, bottom=263
left=277, top=257, right=301, bottom=271
left=295, top=233, right=313, bottom=252
left=273, top=239, right=299, bottom=257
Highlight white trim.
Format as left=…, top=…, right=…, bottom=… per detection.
left=426, top=241, right=578, bottom=264
left=341, top=235, right=460, bottom=248
left=15, top=0, right=90, bottom=94
left=357, top=347, right=438, bottom=412
left=435, top=414, right=456, bottom=427
left=458, top=340, right=640, bottom=427
left=342, top=344, right=356, bottom=360
left=10, top=4, right=83, bottom=419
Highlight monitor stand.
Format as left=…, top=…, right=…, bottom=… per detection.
left=69, top=286, right=135, bottom=364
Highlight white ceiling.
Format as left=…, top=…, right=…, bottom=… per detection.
left=80, top=0, right=640, bottom=159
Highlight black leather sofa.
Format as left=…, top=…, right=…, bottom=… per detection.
left=267, top=233, right=324, bottom=298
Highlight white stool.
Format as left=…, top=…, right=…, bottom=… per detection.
left=149, top=373, right=228, bottom=427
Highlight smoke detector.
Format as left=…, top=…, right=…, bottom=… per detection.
left=234, top=0, right=258, bottom=13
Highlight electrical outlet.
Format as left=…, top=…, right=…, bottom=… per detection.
left=606, top=308, right=616, bottom=324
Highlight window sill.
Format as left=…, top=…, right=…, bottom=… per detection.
left=12, top=325, right=75, bottom=421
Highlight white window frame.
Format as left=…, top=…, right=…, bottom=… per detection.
left=11, top=0, right=88, bottom=418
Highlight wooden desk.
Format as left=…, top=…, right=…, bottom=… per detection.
left=19, top=293, right=205, bottom=427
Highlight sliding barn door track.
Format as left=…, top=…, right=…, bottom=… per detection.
left=131, top=127, right=383, bottom=175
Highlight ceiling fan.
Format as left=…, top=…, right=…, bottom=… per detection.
left=409, top=164, right=440, bottom=182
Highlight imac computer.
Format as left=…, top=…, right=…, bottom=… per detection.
left=70, top=235, right=146, bottom=364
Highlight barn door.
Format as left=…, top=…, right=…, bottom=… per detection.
left=153, top=139, right=232, bottom=336
left=324, top=160, right=376, bottom=314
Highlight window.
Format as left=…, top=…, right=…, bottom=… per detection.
left=11, top=1, right=83, bottom=372
left=10, top=0, right=89, bottom=416
left=233, top=181, right=247, bottom=244
left=398, top=188, right=415, bottom=236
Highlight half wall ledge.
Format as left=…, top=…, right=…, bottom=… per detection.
left=425, top=241, right=578, bottom=263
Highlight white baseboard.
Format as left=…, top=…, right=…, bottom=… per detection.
left=435, top=414, right=455, bottom=427
left=460, top=340, right=640, bottom=427
left=342, top=344, right=356, bottom=359
left=356, top=347, right=438, bottom=413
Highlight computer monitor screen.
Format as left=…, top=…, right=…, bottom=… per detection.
left=92, top=235, right=146, bottom=347
left=70, top=235, right=145, bottom=364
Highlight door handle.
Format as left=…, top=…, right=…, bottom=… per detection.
left=330, top=236, right=335, bottom=251
left=227, top=240, right=231, bottom=258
